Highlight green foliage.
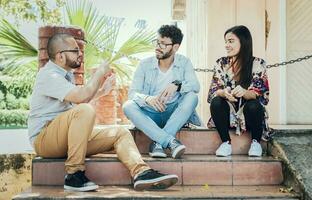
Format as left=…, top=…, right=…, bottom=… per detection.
left=0, top=17, right=38, bottom=87
left=0, top=0, right=65, bottom=25
left=0, top=90, right=5, bottom=109
left=0, top=74, right=33, bottom=98
left=18, top=97, right=29, bottom=110
left=5, top=93, right=19, bottom=109
left=0, top=109, right=28, bottom=126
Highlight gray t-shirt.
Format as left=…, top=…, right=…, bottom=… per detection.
left=28, top=61, right=76, bottom=145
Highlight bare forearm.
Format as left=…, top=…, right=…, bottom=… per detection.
left=80, top=71, right=104, bottom=102
left=65, top=62, right=110, bottom=104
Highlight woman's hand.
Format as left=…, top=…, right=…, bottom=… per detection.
left=217, top=88, right=237, bottom=102
left=232, top=85, right=247, bottom=98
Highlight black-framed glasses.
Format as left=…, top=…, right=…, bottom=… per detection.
left=152, top=39, right=173, bottom=49
left=58, top=49, right=80, bottom=55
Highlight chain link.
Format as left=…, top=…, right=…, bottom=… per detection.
left=193, top=54, right=312, bottom=73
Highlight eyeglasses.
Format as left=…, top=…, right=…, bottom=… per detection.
left=58, top=49, right=80, bottom=55
left=152, top=40, right=173, bottom=49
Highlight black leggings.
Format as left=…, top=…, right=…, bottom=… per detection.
left=210, top=96, right=264, bottom=142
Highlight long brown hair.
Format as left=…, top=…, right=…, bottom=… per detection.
left=224, top=25, right=254, bottom=88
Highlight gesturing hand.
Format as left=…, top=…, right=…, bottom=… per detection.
left=158, top=83, right=178, bottom=104
left=232, top=85, right=247, bottom=98
left=99, top=73, right=116, bottom=96
left=98, top=60, right=112, bottom=76
left=145, top=96, right=166, bottom=112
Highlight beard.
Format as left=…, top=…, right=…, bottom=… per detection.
left=65, top=55, right=81, bottom=69
left=156, top=48, right=173, bottom=60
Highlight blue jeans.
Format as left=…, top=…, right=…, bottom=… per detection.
left=123, top=92, right=198, bottom=148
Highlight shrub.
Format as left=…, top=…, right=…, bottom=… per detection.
left=0, top=109, right=28, bottom=126
left=0, top=91, right=5, bottom=109
left=18, top=97, right=30, bottom=110
left=5, top=93, right=19, bottom=110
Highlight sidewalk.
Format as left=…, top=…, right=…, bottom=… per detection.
left=0, top=129, right=33, bottom=154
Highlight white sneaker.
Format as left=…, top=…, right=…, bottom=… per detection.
left=248, top=139, right=262, bottom=157
left=216, top=141, right=232, bottom=157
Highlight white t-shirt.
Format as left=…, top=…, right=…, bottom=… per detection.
left=152, top=66, right=179, bottom=104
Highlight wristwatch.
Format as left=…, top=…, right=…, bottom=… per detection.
left=172, top=80, right=182, bottom=92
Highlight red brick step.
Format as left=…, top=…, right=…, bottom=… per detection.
left=131, top=128, right=267, bottom=155
left=32, top=154, right=283, bottom=186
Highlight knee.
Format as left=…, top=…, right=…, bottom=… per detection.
left=244, top=100, right=263, bottom=114
left=210, top=96, right=227, bottom=110
left=116, top=127, right=133, bottom=139
left=122, top=100, right=138, bottom=115
left=73, top=103, right=96, bottom=120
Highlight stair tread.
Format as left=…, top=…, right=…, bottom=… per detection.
left=13, top=185, right=298, bottom=199
left=33, top=154, right=280, bottom=163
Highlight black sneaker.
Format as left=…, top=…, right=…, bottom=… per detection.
left=133, top=169, right=178, bottom=191
left=149, top=141, right=167, bottom=158
left=64, top=170, right=98, bottom=191
left=167, top=138, right=186, bottom=159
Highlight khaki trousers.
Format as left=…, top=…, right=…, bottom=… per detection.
left=34, top=103, right=150, bottom=177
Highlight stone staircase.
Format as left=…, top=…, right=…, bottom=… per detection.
left=13, top=128, right=299, bottom=199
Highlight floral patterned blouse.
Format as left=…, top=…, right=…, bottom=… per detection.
left=207, top=57, right=271, bottom=140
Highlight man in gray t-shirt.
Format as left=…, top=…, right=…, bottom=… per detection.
left=29, top=33, right=178, bottom=192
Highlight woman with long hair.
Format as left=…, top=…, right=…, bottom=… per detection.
left=207, top=25, right=270, bottom=157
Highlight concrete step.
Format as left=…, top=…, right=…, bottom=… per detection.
left=32, top=155, right=283, bottom=186
left=131, top=128, right=267, bottom=155
left=13, top=185, right=299, bottom=199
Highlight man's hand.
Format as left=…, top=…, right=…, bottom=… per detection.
left=145, top=96, right=166, bottom=112
left=232, top=85, right=247, bottom=98
left=158, top=83, right=178, bottom=104
left=99, top=74, right=116, bottom=96
left=97, top=60, right=112, bottom=76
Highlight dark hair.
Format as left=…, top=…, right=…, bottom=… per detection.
left=224, top=25, right=254, bottom=88
left=158, top=25, right=183, bottom=44
left=47, top=33, right=73, bottom=60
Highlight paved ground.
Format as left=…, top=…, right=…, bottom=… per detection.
left=0, top=129, right=33, bottom=154
left=272, top=129, right=312, bottom=200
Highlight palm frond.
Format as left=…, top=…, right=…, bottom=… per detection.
left=111, top=29, right=155, bottom=63
left=65, top=0, right=124, bottom=68
left=0, top=17, right=38, bottom=78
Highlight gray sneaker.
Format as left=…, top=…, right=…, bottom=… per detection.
left=149, top=142, right=167, bottom=158
left=167, top=139, right=186, bottom=159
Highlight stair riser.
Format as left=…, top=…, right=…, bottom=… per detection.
left=133, top=130, right=267, bottom=155
left=32, top=161, right=283, bottom=186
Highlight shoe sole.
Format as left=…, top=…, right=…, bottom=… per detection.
left=248, top=153, right=262, bottom=157
left=149, top=152, right=167, bottom=158
left=172, top=145, right=186, bottom=159
left=134, top=174, right=178, bottom=191
left=64, top=184, right=99, bottom=192
left=215, top=151, right=232, bottom=157
left=216, top=154, right=231, bottom=157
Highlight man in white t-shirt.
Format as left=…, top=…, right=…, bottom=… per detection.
left=123, top=25, right=202, bottom=159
